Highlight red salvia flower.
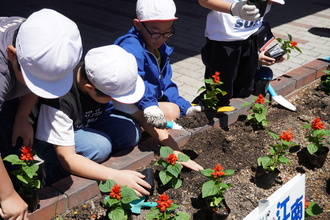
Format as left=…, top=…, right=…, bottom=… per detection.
left=109, top=185, right=121, bottom=200
left=279, top=129, right=293, bottom=142
left=20, top=146, right=34, bottom=161
left=166, top=153, right=178, bottom=165
left=212, top=71, right=220, bottom=84
left=290, top=41, right=298, bottom=47
left=311, top=118, right=324, bottom=130
left=212, top=164, right=225, bottom=178
left=255, top=94, right=265, bottom=104
left=304, top=199, right=310, bottom=209
left=156, top=193, right=172, bottom=212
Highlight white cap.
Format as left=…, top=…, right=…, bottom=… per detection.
left=270, top=0, right=285, bottom=5
left=85, top=45, right=145, bottom=104
left=16, top=8, right=83, bottom=99
left=136, top=0, right=178, bottom=22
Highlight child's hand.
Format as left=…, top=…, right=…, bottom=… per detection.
left=259, top=51, right=276, bottom=66
left=186, top=105, right=202, bottom=116
left=143, top=106, right=167, bottom=129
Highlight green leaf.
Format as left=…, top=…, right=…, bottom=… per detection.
left=146, top=210, right=160, bottom=220
left=108, top=207, right=126, bottom=220
left=99, top=180, right=115, bottom=193
left=307, top=144, right=318, bottom=155
left=202, top=181, right=218, bottom=198
left=305, top=202, right=323, bottom=216
left=278, top=156, right=290, bottom=165
left=200, top=168, right=214, bottom=178
left=22, top=164, right=39, bottom=179
left=224, top=169, right=235, bottom=176
left=160, top=146, right=173, bottom=158
left=167, top=163, right=182, bottom=178
left=267, top=131, right=279, bottom=139
left=175, top=212, right=191, bottom=220
left=3, top=155, right=25, bottom=165
left=171, top=178, right=183, bottom=189
left=120, top=186, right=139, bottom=203
left=178, top=153, right=190, bottom=162
left=159, top=170, right=172, bottom=185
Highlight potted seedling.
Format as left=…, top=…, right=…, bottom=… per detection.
left=255, top=129, right=296, bottom=189
left=3, top=146, right=43, bottom=212
left=302, top=117, right=330, bottom=168
left=200, top=164, right=235, bottom=220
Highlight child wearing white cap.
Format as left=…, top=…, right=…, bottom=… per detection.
left=112, top=0, right=203, bottom=172
left=194, top=0, right=285, bottom=111
left=33, top=45, right=152, bottom=197
left=0, top=8, right=82, bottom=219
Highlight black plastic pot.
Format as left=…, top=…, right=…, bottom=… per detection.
left=306, top=147, right=329, bottom=168
left=204, top=108, right=217, bottom=125
left=247, top=0, right=268, bottom=17
left=206, top=199, right=231, bottom=220
left=255, top=166, right=280, bottom=189
left=22, top=188, right=40, bottom=212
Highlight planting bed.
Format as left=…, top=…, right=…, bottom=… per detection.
left=56, top=82, right=330, bottom=220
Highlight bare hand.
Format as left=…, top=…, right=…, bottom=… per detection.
left=110, top=169, right=151, bottom=197
left=12, top=119, right=33, bottom=147
left=0, top=191, right=29, bottom=220
left=174, top=150, right=204, bottom=171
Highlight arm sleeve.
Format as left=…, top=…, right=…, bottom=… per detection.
left=35, top=104, right=75, bottom=146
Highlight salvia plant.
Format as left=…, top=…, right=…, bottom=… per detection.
left=304, top=199, right=323, bottom=219
left=276, top=34, right=302, bottom=60
left=200, top=164, right=235, bottom=212
left=155, top=146, right=190, bottom=189
left=146, top=193, right=190, bottom=220
left=3, top=146, right=42, bottom=197
left=319, top=69, right=330, bottom=94
left=257, top=129, right=297, bottom=171
left=99, top=179, right=139, bottom=220
left=302, top=117, right=330, bottom=155
left=197, top=71, right=227, bottom=110
left=242, top=94, right=270, bottom=128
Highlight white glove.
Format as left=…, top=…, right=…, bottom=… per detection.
left=186, top=106, right=202, bottom=116
left=230, top=0, right=260, bottom=21
left=143, top=106, right=167, bottom=129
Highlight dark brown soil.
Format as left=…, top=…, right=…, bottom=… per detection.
left=56, top=82, right=330, bottom=220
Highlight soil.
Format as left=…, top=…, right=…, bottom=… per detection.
left=55, top=82, right=330, bottom=220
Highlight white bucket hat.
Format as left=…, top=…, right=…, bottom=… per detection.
left=84, top=45, right=145, bottom=104
left=136, top=0, right=178, bottom=22
left=16, top=8, right=82, bottom=99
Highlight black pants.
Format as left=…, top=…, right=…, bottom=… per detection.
left=201, top=35, right=259, bottom=106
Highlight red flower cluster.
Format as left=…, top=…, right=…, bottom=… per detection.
left=20, top=146, right=34, bottom=161
left=212, top=71, right=220, bottom=84
left=290, top=41, right=298, bottom=47
left=279, top=129, right=293, bottom=142
left=109, top=185, right=121, bottom=200
left=305, top=199, right=310, bottom=209
left=254, top=94, right=265, bottom=104
left=211, top=164, right=225, bottom=179
left=156, top=193, right=173, bottom=212
left=166, top=153, right=178, bottom=165
left=312, top=118, right=324, bottom=130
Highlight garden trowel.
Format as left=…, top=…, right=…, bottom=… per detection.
left=130, top=196, right=157, bottom=214
left=166, top=121, right=184, bottom=130
left=267, top=84, right=296, bottom=111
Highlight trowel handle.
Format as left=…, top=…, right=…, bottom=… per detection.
left=166, top=121, right=173, bottom=129
left=267, top=84, right=277, bottom=97
left=141, top=202, right=157, bottom=208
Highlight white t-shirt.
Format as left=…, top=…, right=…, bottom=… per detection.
left=205, top=0, right=271, bottom=41
left=36, top=104, right=75, bottom=146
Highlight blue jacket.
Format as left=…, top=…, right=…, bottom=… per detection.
left=114, top=27, right=191, bottom=117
